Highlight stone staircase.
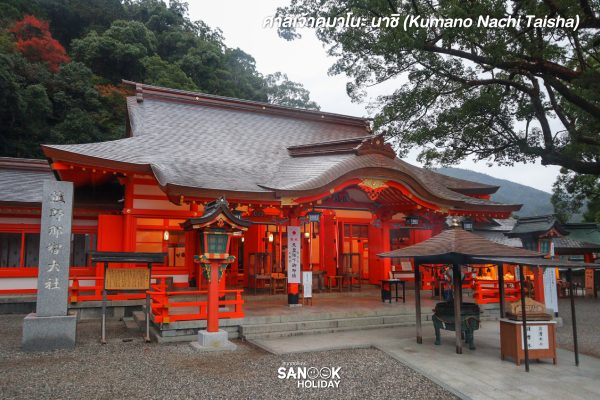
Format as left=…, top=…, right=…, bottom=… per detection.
left=131, top=303, right=499, bottom=343
left=131, top=307, right=439, bottom=343
left=239, top=312, right=432, bottom=340
left=132, top=310, right=242, bottom=343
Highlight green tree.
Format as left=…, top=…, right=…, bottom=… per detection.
left=552, top=170, right=600, bottom=222
left=71, top=19, right=157, bottom=82
left=277, top=1, right=600, bottom=176
left=0, top=0, right=321, bottom=160
left=32, top=0, right=124, bottom=47
left=265, top=72, right=320, bottom=110
left=141, top=54, right=196, bottom=90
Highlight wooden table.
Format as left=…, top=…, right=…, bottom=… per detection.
left=251, top=274, right=272, bottom=295
left=327, top=275, right=344, bottom=292
left=312, top=270, right=326, bottom=292
left=343, top=272, right=361, bottom=291
left=271, top=274, right=287, bottom=294
left=381, top=279, right=406, bottom=303
left=500, top=318, right=557, bottom=365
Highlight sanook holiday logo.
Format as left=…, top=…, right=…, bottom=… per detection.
left=277, top=362, right=341, bottom=388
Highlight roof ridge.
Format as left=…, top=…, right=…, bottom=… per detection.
left=287, top=135, right=372, bottom=149
left=122, top=80, right=370, bottom=127
left=0, top=157, right=50, bottom=172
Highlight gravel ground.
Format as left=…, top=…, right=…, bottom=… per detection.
left=556, top=296, right=600, bottom=358
left=0, top=315, right=457, bottom=400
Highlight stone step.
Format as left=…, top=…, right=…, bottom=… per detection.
left=242, top=322, right=415, bottom=340
left=240, top=309, right=430, bottom=326
left=123, top=317, right=139, bottom=330
left=240, top=313, right=429, bottom=338
left=132, top=310, right=240, bottom=341
left=132, top=310, right=146, bottom=328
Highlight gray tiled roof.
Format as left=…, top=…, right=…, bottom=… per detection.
left=0, top=158, right=54, bottom=204
left=379, top=227, right=542, bottom=258
left=475, top=231, right=523, bottom=248
left=507, top=215, right=568, bottom=237
left=554, top=237, right=600, bottom=250
left=43, top=83, right=520, bottom=211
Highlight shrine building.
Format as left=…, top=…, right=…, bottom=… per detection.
left=0, top=81, right=524, bottom=313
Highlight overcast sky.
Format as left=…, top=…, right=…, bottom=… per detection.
left=188, top=1, right=560, bottom=193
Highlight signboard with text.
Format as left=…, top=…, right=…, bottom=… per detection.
left=521, top=325, right=549, bottom=350
left=287, top=226, right=301, bottom=284
left=543, top=268, right=558, bottom=315
left=302, top=271, right=312, bottom=298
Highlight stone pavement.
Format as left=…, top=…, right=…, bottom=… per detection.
left=249, top=322, right=600, bottom=400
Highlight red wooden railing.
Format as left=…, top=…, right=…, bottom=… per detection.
left=473, top=279, right=521, bottom=304
left=147, top=280, right=244, bottom=324
left=69, top=277, right=245, bottom=324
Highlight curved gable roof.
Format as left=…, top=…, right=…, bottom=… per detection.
left=43, top=82, right=519, bottom=213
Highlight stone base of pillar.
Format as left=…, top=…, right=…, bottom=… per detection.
left=22, top=311, right=77, bottom=352
left=190, top=329, right=236, bottom=352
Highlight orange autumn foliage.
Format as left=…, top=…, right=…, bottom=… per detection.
left=10, top=15, right=70, bottom=72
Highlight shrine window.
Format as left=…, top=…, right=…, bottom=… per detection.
left=0, top=228, right=96, bottom=272
left=135, top=218, right=185, bottom=268
left=0, top=233, right=21, bottom=267
left=390, top=228, right=410, bottom=250
left=71, top=233, right=96, bottom=267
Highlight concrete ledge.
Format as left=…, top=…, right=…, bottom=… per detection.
left=190, top=330, right=237, bottom=351
left=22, top=312, right=77, bottom=352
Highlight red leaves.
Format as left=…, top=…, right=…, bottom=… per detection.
left=10, top=15, right=70, bottom=72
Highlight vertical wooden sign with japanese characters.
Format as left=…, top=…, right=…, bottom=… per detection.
left=36, top=180, right=74, bottom=317
left=287, top=226, right=300, bottom=284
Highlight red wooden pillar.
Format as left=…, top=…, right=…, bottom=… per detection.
left=321, top=212, right=337, bottom=279
left=123, top=178, right=135, bottom=252
left=584, top=253, right=595, bottom=297
left=207, top=263, right=220, bottom=332
left=533, top=267, right=545, bottom=303
left=97, top=214, right=124, bottom=296
left=413, top=228, right=433, bottom=290
left=368, top=220, right=385, bottom=284
left=184, top=231, right=197, bottom=287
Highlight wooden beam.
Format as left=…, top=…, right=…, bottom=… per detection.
left=415, top=260, right=422, bottom=344
left=453, top=263, right=463, bottom=354
left=566, top=268, right=580, bottom=366
left=498, top=263, right=505, bottom=318
left=518, top=265, right=530, bottom=372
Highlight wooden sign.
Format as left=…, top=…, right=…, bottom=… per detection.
left=507, top=297, right=546, bottom=314
left=105, top=268, right=150, bottom=290
left=585, top=268, right=594, bottom=297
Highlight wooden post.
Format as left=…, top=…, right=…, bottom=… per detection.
left=566, top=268, right=579, bottom=366
left=498, top=263, right=505, bottom=318
left=101, top=261, right=108, bottom=344
left=414, top=260, right=422, bottom=344
left=453, top=263, right=462, bottom=354
left=145, top=262, right=151, bottom=342
left=518, top=265, right=530, bottom=372
left=207, top=263, right=219, bottom=332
